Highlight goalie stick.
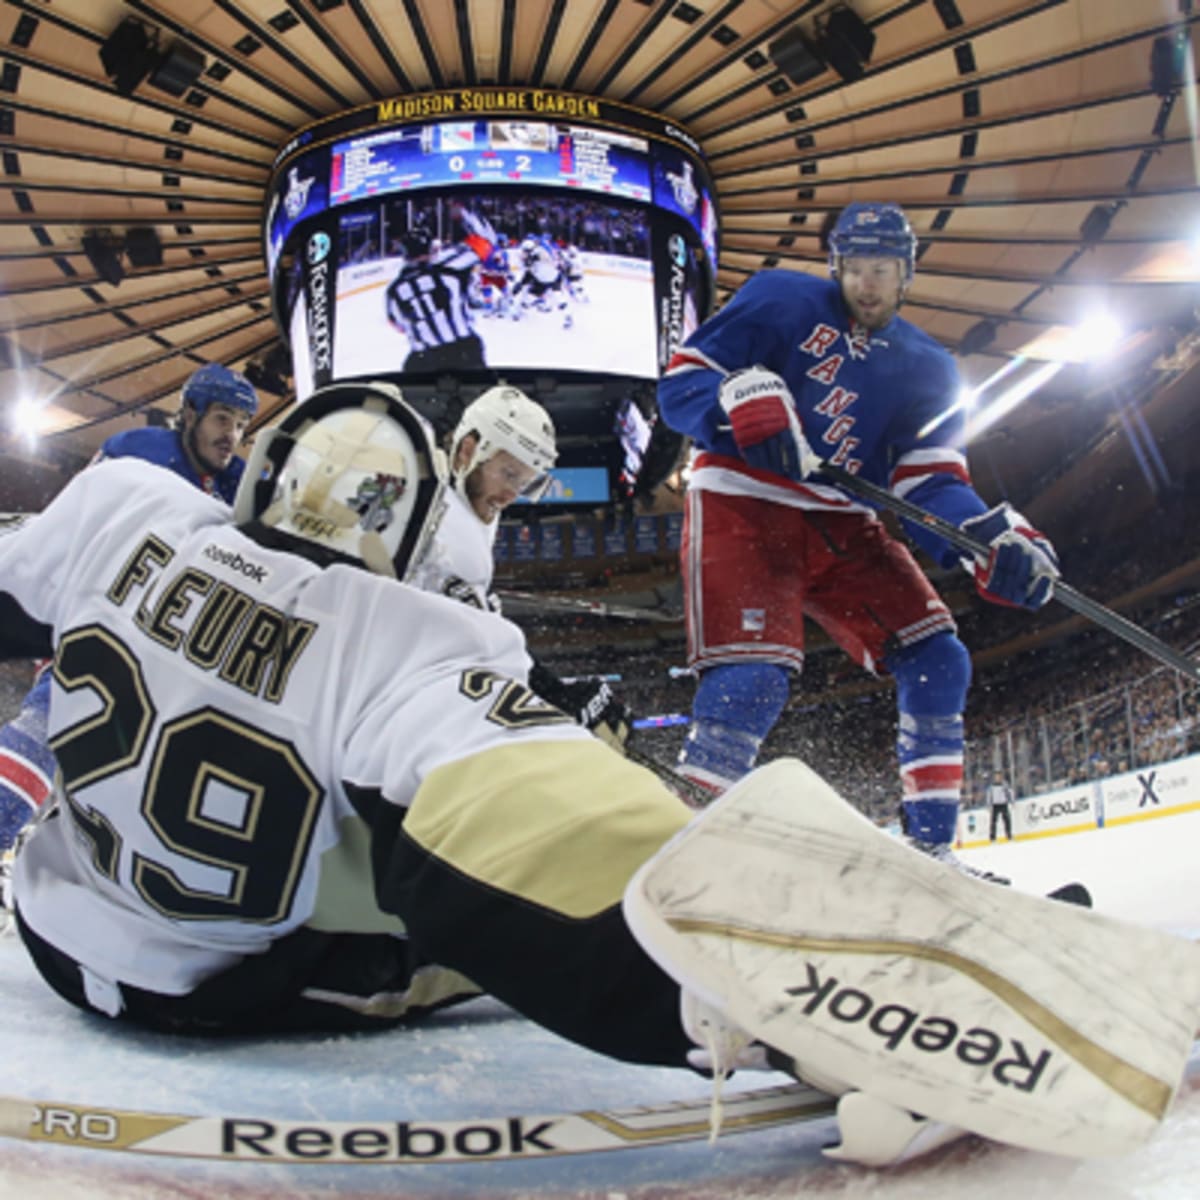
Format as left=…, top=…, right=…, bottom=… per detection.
left=0, top=1081, right=835, bottom=1166
left=817, top=462, right=1200, bottom=685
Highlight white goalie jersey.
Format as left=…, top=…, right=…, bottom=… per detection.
left=407, top=484, right=501, bottom=611
left=0, top=460, right=584, bottom=995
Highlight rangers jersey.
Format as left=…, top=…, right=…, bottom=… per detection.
left=97, top=426, right=245, bottom=504
left=658, top=271, right=988, bottom=566
left=0, top=459, right=583, bottom=996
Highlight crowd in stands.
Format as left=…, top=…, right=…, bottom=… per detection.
left=4, top=461, right=1196, bottom=833
left=539, top=516, right=1200, bottom=825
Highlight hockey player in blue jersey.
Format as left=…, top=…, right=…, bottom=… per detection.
left=93, top=361, right=258, bottom=503
left=478, top=236, right=514, bottom=318
left=657, top=201, right=1060, bottom=873
left=0, top=362, right=258, bottom=899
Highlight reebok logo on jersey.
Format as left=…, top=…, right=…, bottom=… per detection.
left=203, top=544, right=269, bottom=584
left=785, top=962, right=1051, bottom=1093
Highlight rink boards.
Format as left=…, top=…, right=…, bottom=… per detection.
left=957, top=751, right=1200, bottom=848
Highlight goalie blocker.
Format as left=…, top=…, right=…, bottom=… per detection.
left=624, top=758, right=1200, bottom=1160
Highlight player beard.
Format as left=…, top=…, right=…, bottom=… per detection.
left=844, top=291, right=901, bottom=331
left=187, top=426, right=232, bottom=475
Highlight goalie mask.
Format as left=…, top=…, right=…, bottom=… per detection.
left=450, top=385, right=557, bottom=503
left=233, top=381, right=447, bottom=580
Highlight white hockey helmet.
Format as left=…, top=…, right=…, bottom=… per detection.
left=450, top=384, right=557, bottom=502
left=234, top=380, right=447, bottom=580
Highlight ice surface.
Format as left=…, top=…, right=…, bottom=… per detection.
left=3, top=807, right=1199, bottom=1198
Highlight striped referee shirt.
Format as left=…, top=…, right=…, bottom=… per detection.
left=386, top=245, right=481, bottom=352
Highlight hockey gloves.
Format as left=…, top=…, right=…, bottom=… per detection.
left=571, top=680, right=633, bottom=753
left=718, top=366, right=820, bottom=482
left=529, top=663, right=633, bottom=753
left=960, top=503, right=1060, bottom=610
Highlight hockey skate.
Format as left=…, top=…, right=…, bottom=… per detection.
left=825, top=1092, right=971, bottom=1167
left=624, top=757, right=1200, bottom=1160
left=905, top=836, right=1010, bottom=885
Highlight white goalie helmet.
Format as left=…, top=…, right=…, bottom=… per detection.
left=450, top=384, right=557, bottom=502
left=233, top=381, right=448, bottom=580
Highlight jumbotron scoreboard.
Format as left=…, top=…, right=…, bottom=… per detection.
left=262, top=87, right=719, bottom=504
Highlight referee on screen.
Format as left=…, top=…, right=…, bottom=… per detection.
left=385, top=210, right=495, bottom=373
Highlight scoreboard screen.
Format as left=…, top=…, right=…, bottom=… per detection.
left=263, top=88, right=716, bottom=502
left=329, top=121, right=653, bottom=205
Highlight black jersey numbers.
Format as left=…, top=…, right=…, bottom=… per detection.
left=51, top=624, right=156, bottom=791
left=135, top=709, right=322, bottom=923
left=459, top=668, right=574, bottom=730
left=48, top=625, right=323, bottom=924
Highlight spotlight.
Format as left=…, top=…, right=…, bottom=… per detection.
left=1150, top=31, right=1189, bottom=97
left=12, top=392, right=47, bottom=441
left=98, top=19, right=206, bottom=98
left=243, top=342, right=293, bottom=396
left=82, top=230, right=125, bottom=287
left=150, top=39, right=206, bottom=98
left=818, top=5, right=876, bottom=83
left=1070, top=312, right=1123, bottom=361
left=1079, top=204, right=1115, bottom=244
left=124, top=227, right=163, bottom=268
left=767, top=26, right=826, bottom=87
left=99, top=18, right=159, bottom=97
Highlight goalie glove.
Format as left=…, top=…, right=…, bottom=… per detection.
left=960, top=503, right=1060, bottom=610
left=718, top=366, right=820, bottom=482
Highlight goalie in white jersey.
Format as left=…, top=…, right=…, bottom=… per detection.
left=0, top=381, right=686, bottom=1052
left=3, top=381, right=1198, bottom=1170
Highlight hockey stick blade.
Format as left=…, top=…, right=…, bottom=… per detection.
left=0, top=1082, right=834, bottom=1166
left=816, top=463, right=1200, bottom=684
left=1047, top=882, right=1092, bottom=908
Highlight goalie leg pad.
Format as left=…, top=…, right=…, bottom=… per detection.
left=622, top=758, right=1200, bottom=1159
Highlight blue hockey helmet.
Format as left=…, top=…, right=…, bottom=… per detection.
left=182, top=363, right=259, bottom=419
left=828, top=202, right=917, bottom=282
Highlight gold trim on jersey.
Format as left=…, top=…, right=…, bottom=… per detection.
left=404, top=740, right=690, bottom=919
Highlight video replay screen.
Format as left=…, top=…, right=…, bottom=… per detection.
left=263, top=89, right=714, bottom=500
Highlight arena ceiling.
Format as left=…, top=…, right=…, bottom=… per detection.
left=0, top=0, right=1198, bottom=544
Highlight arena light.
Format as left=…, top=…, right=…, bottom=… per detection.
left=12, top=391, right=49, bottom=441
left=1066, top=311, right=1124, bottom=362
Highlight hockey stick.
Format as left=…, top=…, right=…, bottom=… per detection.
left=817, top=463, right=1200, bottom=684
left=0, top=1081, right=834, bottom=1165
left=498, top=588, right=682, bottom=623
left=625, top=743, right=715, bottom=808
